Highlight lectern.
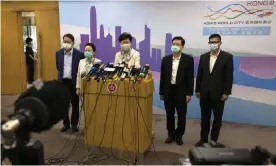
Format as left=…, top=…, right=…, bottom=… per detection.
left=81, top=75, right=154, bottom=154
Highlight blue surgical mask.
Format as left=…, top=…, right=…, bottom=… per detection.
left=171, top=45, right=181, bottom=53
left=84, top=51, right=93, bottom=59
left=209, top=44, right=218, bottom=52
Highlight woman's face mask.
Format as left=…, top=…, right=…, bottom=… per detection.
left=121, top=43, right=131, bottom=52
left=84, top=51, right=94, bottom=59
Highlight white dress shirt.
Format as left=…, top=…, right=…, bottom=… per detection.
left=76, top=58, right=101, bottom=89
left=114, top=48, right=141, bottom=68
left=171, top=54, right=181, bottom=84
left=209, top=50, right=220, bottom=73
left=63, top=49, right=73, bottom=79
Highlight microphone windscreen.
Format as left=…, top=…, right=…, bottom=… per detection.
left=14, top=97, right=49, bottom=132
left=139, top=73, right=145, bottom=77
left=15, top=80, right=70, bottom=132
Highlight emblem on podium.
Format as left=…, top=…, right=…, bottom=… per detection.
left=107, top=82, right=117, bottom=93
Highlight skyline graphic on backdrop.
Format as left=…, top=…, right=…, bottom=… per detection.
left=80, top=6, right=173, bottom=72
left=79, top=6, right=276, bottom=90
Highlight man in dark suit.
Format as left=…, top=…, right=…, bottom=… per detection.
left=56, top=33, right=84, bottom=132
left=159, top=36, right=194, bottom=145
left=195, top=34, right=234, bottom=146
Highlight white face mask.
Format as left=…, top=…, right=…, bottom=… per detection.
left=121, top=43, right=131, bottom=52
left=63, top=43, right=72, bottom=50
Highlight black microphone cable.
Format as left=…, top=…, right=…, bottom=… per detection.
left=61, top=81, right=106, bottom=164
left=120, top=80, right=136, bottom=164
left=81, top=81, right=112, bottom=164
left=109, top=81, right=132, bottom=164
left=51, top=79, right=104, bottom=165
left=45, top=81, right=89, bottom=165
left=132, top=82, right=163, bottom=165
left=78, top=80, right=115, bottom=164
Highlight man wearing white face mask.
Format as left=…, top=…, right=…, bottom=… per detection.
left=56, top=33, right=85, bottom=133
left=195, top=34, right=234, bottom=147
left=114, top=32, right=140, bottom=68
left=159, top=36, right=194, bottom=146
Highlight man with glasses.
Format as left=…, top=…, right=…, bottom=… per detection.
left=195, top=34, right=234, bottom=147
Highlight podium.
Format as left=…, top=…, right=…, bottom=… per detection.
left=81, top=75, right=154, bottom=154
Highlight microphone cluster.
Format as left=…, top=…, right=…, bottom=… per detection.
left=81, top=62, right=151, bottom=83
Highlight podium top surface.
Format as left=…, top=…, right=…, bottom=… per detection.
left=81, top=77, right=154, bottom=98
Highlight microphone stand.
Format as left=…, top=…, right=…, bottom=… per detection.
left=1, top=119, right=45, bottom=165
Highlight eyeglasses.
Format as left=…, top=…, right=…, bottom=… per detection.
left=208, top=41, right=221, bottom=44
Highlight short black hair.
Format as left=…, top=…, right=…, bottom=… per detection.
left=85, top=43, right=96, bottom=52
left=172, top=36, right=185, bottom=46
left=26, top=37, right=33, bottom=44
left=209, top=34, right=221, bottom=41
left=63, top=33, right=75, bottom=42
left=118, top=32, right=132, bottom=42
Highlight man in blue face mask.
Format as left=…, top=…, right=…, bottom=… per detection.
left=159, top=36, right=194, bottom=146
left=195, top=34, right=234, bottom=147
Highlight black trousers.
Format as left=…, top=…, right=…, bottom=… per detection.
left=62, top=79, right=79, bottom=127
left=164, top=85, right=187, bottom=138
left=200, top=94, right=225, bottom=142
left=27, top=62, right=34, bottom=84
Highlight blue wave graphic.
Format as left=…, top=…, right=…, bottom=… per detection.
left=207, top=3, right=253, bottom=13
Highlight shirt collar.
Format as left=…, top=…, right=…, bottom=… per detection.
left=210, top=49, right=221, bottom=57
left=173, top=53, right=182, bottom=60
left=64, top=48, right=73, bottom=55
left=120, top=48, right=134, bottom=60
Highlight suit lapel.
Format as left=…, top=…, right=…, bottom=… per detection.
left=207, top=54, right=211, bottom=74
left=71, top=48, right=76, bottom=71
left=60, top=49, right=65, bottom=70
left=168, top=55, right=173, bottom=82
left=176, top=53, right=185, bottom=83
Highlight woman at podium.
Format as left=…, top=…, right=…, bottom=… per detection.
left=114, top=32, right=141, bottom=68
left=76, top=43, right=102, bottom=95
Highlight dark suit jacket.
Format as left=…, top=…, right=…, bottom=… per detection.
left=159, top=53, right=194, bottom=102
left=195, top=50, right=234, bottom=100
left=56, top=48, right=84, bottom=87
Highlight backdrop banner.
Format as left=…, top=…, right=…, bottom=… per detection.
left=59, top=1, right=276, bottom=126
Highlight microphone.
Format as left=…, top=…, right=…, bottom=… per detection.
left=1, top=79, right=70, bottom=133
left=100, top=63, right=115, bottom=81
left=82, top=62, right=103, bottom=78
left=111, top=63, right=124, bottom=80
left=138, top=64, right=150, bottom=80
left=120, top=66, right=129, bottom=81
left=94, top=63, right=109, bottom=81
left=129, top=66, right=139, bottom=78
left=133, top=67, right=143, bottom=83
left=117, top=64, right=125, bottom=77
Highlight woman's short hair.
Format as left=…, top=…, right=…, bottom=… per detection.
left=85, top=43, right=96, bottom=52
left=118, top=32, right=132, bottom=42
